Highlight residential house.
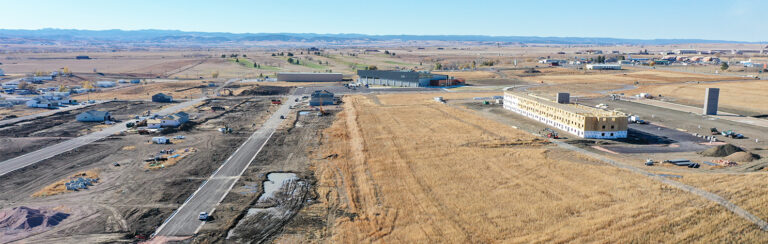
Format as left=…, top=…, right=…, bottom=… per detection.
left=147, top=112, right=189, bottom=128
left=309, top=90, right=338, bottom=106
left=76, top=110, right=111, bottom=122
left=26, top=97, right=55, bottom=108
left=152, top=93, right=173, bottom=103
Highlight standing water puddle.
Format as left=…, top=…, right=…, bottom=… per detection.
left=256, top=172, right=298, bottom=204
left=227, top=172, right=308, bottom=241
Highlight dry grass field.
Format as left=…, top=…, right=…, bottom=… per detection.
left=70, top=81, right=209, bottom=100
left=434, top=71, right=499, bottom=80
left=521, top=70, right=732, bottom=85
left=629, top=80, right=768, bottom=114
left=681, top=173, right=768, bottom=224
left=307, top=93, right=768, bottom=243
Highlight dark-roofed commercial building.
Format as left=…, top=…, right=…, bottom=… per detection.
left=357, top=70, right=448, bottom=87
left=76, top=110, right=111, bottom=122
left=277, top=72, right=343, bottom=82
left=152, top=93, right=173, bottom=103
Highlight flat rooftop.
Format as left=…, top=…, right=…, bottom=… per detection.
left=505, top=90, right=625, bottom=118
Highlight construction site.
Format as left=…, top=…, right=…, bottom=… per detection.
left=2, top=27, right=768, bottom=243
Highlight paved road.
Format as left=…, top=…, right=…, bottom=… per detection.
left=626, top=98, right=768, bottom=128
left=153, top=94, right=299, bottom=237
left=0, top=98, right=204, bottom=177
left=0, top=101, right=106, bottom=127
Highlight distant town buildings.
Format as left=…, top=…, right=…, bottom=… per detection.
left=675, top=49, right=698, bottom=54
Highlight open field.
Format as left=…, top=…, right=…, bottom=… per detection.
left=629, top=80, right=768, bottom=115
left=521, top=69, right=735, bottom=85
left=301, top=93, right=768, bottom=242
left=70, top=80, right=211, bottom=100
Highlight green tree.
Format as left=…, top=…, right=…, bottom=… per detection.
left=434, top=63, right=442, bottom=70
left=367, top=65, right=378, bottom=70
left=221, top=54, right=226, bottom=58
left=720, top=62, right=729, bottom=71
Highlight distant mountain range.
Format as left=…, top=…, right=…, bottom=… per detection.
left=0, top=28, right=753, bottom=46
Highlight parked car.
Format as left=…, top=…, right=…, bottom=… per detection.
left=198, top=212, right=209, bottom=221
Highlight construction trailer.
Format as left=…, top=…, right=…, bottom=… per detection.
left=503, top=90, right=628, bottom=139
left=277, top=72, right=343, bottom=82
left=95, top=81, right=116, bottom=88
left=586, top=64, right=622, bottom=70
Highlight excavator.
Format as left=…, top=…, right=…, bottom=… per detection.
left=540, top=128, right=559, bottom=139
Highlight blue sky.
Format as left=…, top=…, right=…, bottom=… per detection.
left=0, top=0, right=766, bottom=41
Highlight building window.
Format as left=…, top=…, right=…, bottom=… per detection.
left=610, top=133, right=614, bottom=136
left=601, top=133, right=605, bottom=136
left=602, top=125, right=605, bottom=129
left=611, top=125, right=615, bottom=129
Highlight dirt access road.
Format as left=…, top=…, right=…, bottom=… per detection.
left=153, top=94, right=299, bottom=237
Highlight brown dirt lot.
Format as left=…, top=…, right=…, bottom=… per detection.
left=302, top=93, right=768, bottom=243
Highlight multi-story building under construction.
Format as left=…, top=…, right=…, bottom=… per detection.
left=503, top=90, right=628, bottom=139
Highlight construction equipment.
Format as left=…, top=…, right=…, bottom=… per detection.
left=628, top=115, right=647, bottom=124
left=541, top=128, right=559, bottom=139
left=82, top=81, right=94, bottom=90
left=645, top=159, right=654, bottom=166
left=321, top=107, right=328, bottom=116
left=721, top=130, right=744, bottom=139
left=710, top=128, right=719, bottom=135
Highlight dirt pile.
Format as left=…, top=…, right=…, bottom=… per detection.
left=699, top=144, right=742, bottom=157
left=725, top=152, right=760, bottom=162
left=238, top=86, right=290, bottom=96
left=0, top=206, right=70, bottom=242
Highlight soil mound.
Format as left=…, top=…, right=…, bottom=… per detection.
left=0, top=206, right=69, bottom=231
left=699, top=144, right=742, bottom=157
left=238, top=86, right=290, bottom=96
left=725, top=152, right=760, bottom=162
